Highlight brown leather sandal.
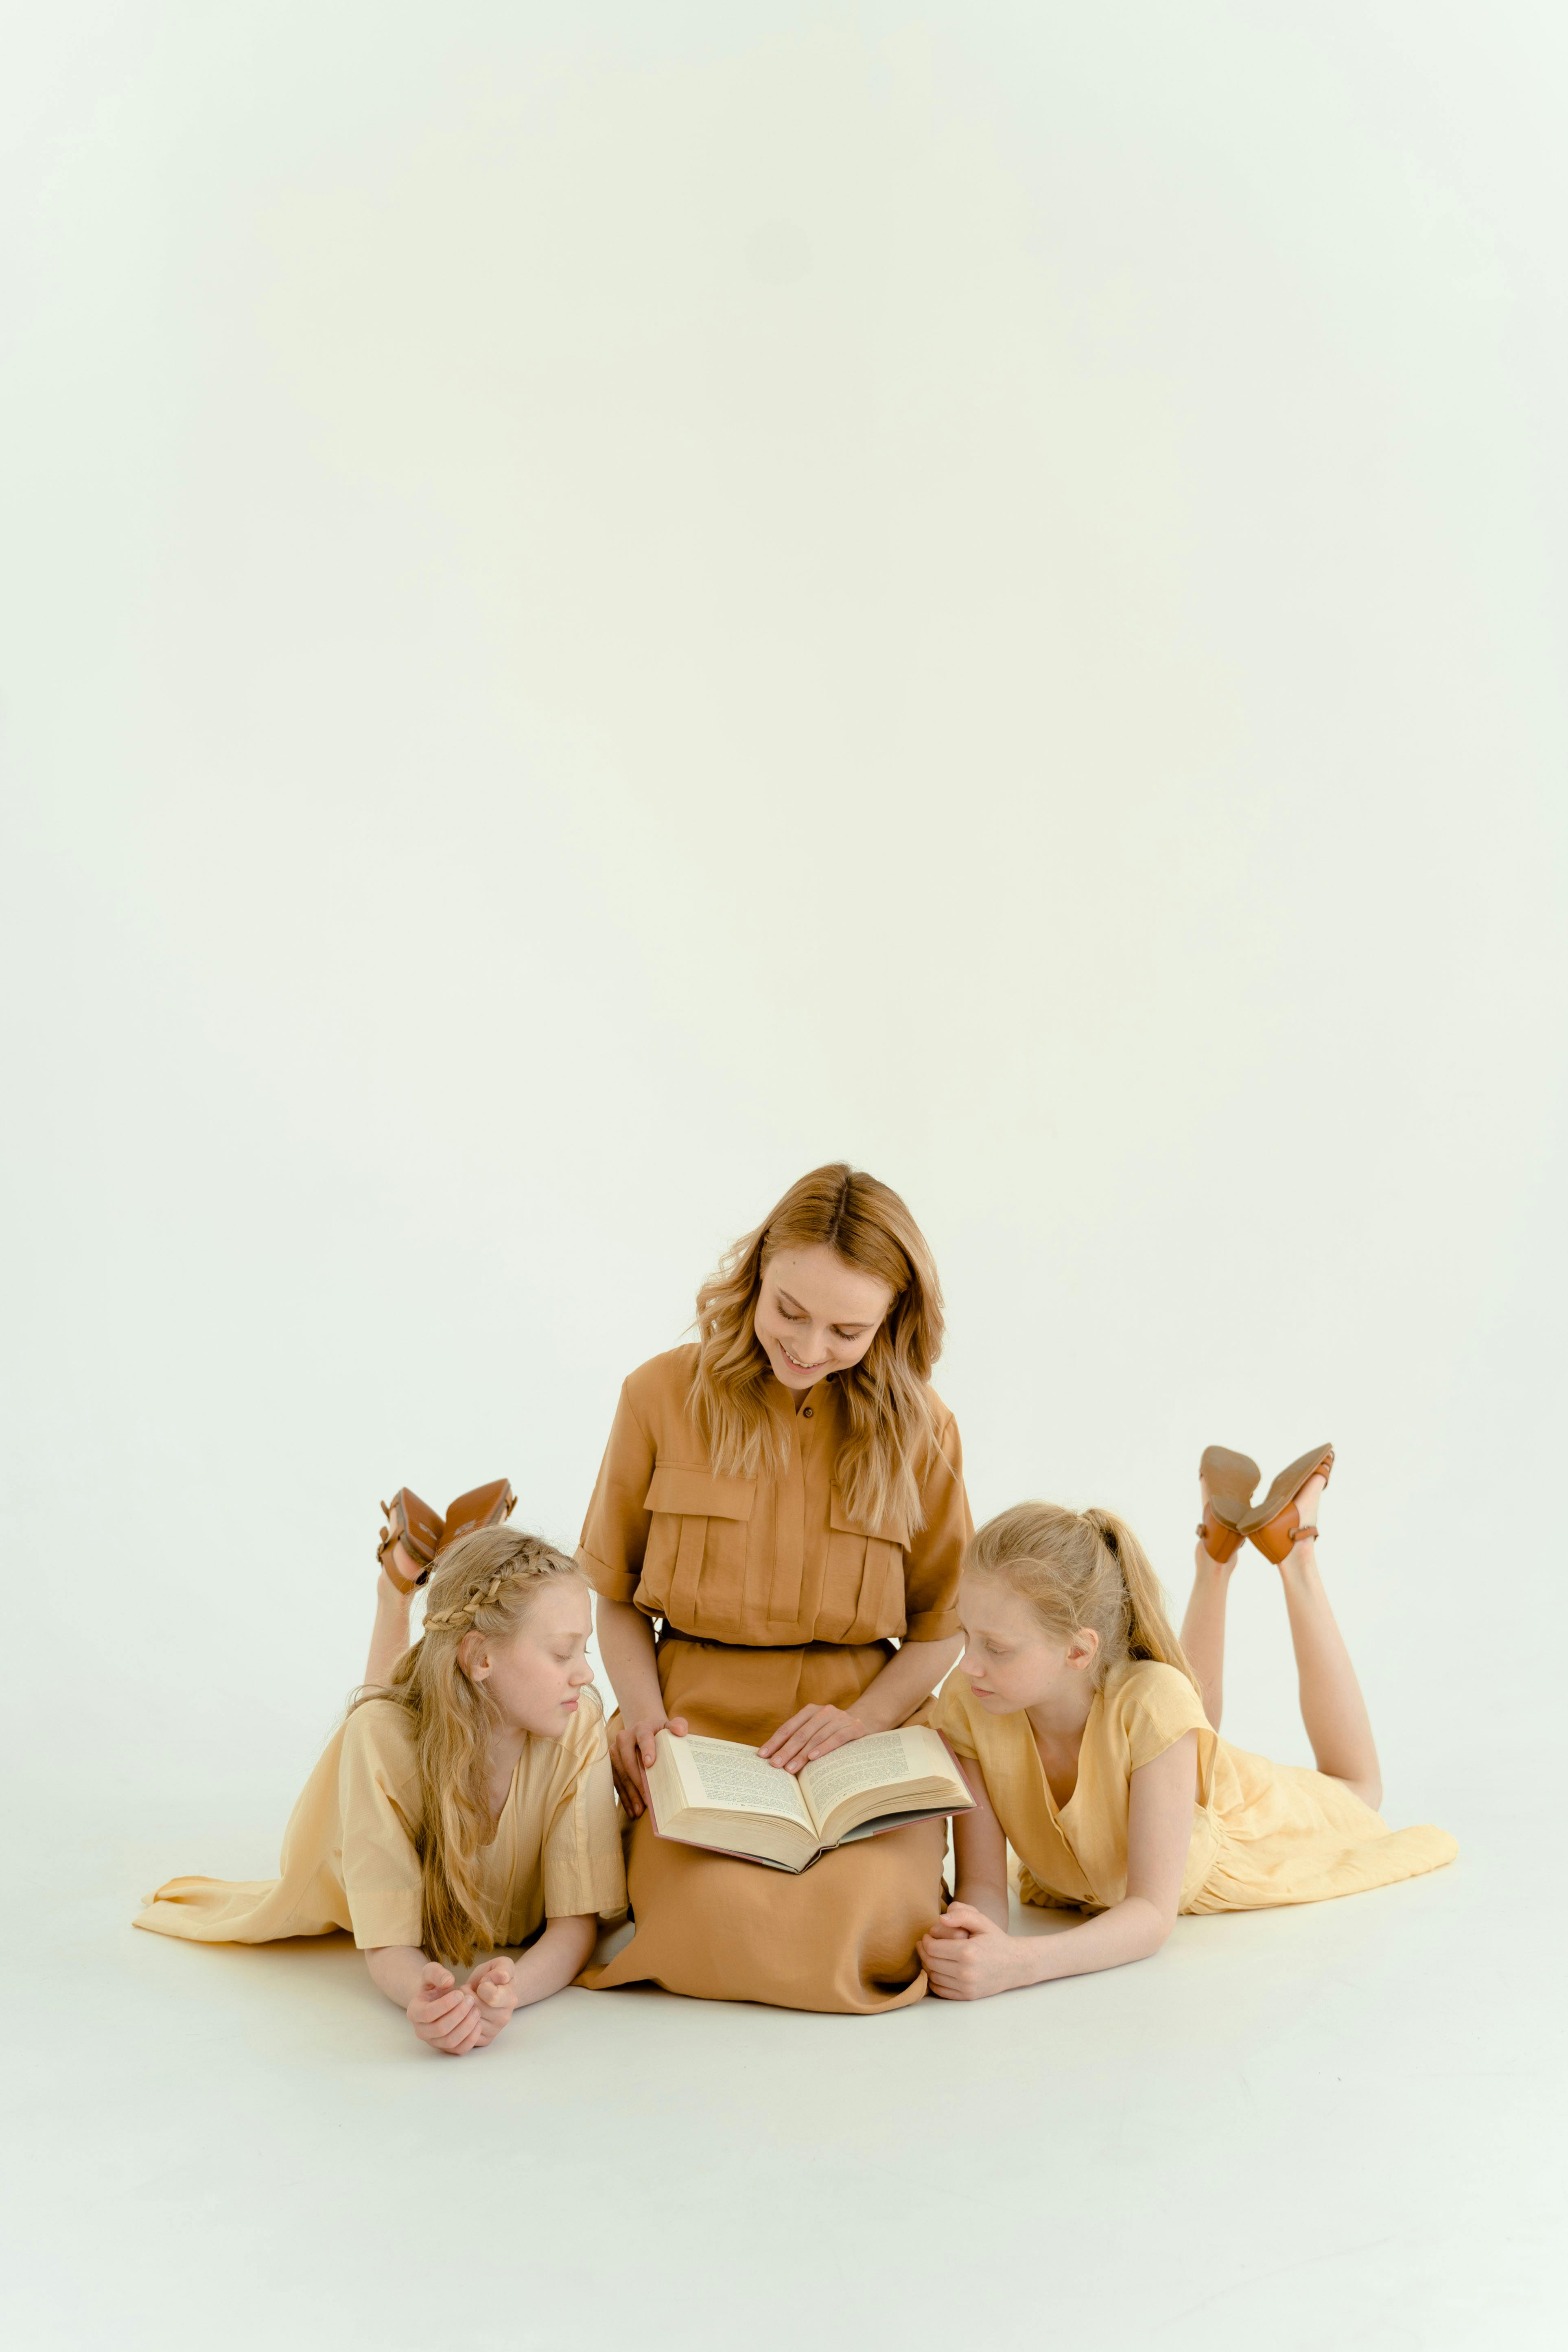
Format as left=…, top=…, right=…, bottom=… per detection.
left=378, top=1487, right=446, bottom=1593
left=436, top=1479, right=518, bottom=1554
left=1197, top=1446, right=1259, bottom=1563
left=1242, top=1445, right=1334, bottom=1563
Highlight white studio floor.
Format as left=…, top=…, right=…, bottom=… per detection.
left=3, top=1760, right=1559, bottom=2352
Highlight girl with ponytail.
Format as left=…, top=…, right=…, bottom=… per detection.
left=919, top=1467, right=1455, bottom=2000
left=136, top=1526, right=626, bottom=2054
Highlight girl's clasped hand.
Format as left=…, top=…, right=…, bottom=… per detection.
left=404, top=1958, right=519, bottom=2054
left=919, top=1902, right=1039, bottom=2000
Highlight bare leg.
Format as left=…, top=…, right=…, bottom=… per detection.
left=1180, top=1548, right=1234, bottom=1729
left=1180, top=1468, right=1238, bottom=1728
left=1276, top=1474, right=1382, bottom=1809
left=364, top=1542, right=420, bottom=1687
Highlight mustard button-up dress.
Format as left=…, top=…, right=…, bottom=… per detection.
left=576, top=1344, right=971, bottom=2012
left=134, top=1691, right=627, bottom=1952
left=937, top=1660, right=1457, bottom=1914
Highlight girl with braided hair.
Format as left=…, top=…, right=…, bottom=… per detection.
left=136, top=1528, right=626, bottom=2055
left=917, top=1463, right=1455, bottom=2001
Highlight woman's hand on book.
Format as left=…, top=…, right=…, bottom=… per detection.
left=609, top=1713, right=689, bottom=1816
left=758, top=1704, right=868, bottom=1773
left=918, top=1903, right=1033, bottom=2000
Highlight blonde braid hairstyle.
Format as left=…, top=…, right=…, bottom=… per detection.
left=352, top=1525, right=584, bottom=1967
left=965, top=1501, right=1200, bottom=1693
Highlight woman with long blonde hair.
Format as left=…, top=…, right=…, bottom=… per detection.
left=918, top=1458, right=1456, bottom=2000
left=136, top=1524, right=626, bottom=2053
left=577, top=1162, right=970, bottom=2011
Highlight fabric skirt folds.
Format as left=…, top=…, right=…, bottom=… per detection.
left=579, top=1634, right=947, bottom=2015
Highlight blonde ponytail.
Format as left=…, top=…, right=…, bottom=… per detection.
left=967, top=1501, right=1199, bottom=1693
left=351, top=1525, right=584, bottom=1967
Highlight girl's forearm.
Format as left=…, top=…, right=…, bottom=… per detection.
left=951, top=1877, right=1010, bottom=1932
left=510, top=1915, right=599, bottom=2006
left=595, top=1597, right=665, bottom=1722
left=364, top=1945, right=431, bottom=2008
left=367, top=1919, right=598, bottom=2013
left=1015, top=1896, right=1171, bottom=1985
left=854, top=1634, right=964, bottom=1733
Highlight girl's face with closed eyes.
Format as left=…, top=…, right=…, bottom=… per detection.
left=753, top=1245, right=894, bottom=1393
left=461, top=1580, right=597, bottom=1738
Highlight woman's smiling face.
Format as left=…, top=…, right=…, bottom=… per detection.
left=752, top=1244, right=894, bottom=1393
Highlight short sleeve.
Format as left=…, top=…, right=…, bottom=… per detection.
left=932, top=1672, right=981, bottom=1759
left=541, top=1696, right=629, bottom=1921
left=576, top=1378, right=658, bottom=1606
left=901, top=1405, right=972, bottom=1642
left=1117, top=1663, right=1214, bottom=1785
left=338, top=1704, right=425, bottom=1951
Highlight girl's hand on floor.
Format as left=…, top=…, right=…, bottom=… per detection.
left=609, top=1715, right=689, bottom=1817
left=759, top=1704, right=867, bottom=1772
left=467, top=1956, right=520, bottom=2045
left=407, top=1963, right=485, bottom=2055
left=918, top=1903, right=1030, bottom=2000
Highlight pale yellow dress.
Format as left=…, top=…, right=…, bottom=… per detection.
left=134, top=1689, right=627, bottom=1952
left=936, top=1661, right=1457, bottom=1914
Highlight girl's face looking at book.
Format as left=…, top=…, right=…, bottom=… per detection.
left=753, top=1245, right=893, bottom=1392
left=461, top=1580, right=597, bottom=1738
left=958, top=1573, right=1099, bottom=1713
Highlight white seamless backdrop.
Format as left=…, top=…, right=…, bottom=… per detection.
left=2, top=7, right=1565, bottom=2350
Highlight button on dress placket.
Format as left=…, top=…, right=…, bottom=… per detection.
left=766, top=1388, right=812, bottom=1633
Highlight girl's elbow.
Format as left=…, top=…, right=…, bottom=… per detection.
left=1130, top=1898, right=1177, bottom=1957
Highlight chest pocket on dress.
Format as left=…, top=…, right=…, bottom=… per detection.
left=825, top=1485, right=909, bottom=1643
left=643, top=1465, right=756, bottom=1629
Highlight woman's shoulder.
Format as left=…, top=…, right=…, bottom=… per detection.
left=916, top=1383, right=964, bottom=1480
left=919, top=1379, right=958, bottom=1435
left=622, top=1344, right=701, bottom=1417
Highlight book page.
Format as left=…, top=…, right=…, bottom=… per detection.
left=797, top=1729, right=916, bottom=1821
left=674, top=1736, right=814, bottom=1827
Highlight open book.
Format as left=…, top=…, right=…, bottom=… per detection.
left=646, top=1725, right=974, bottom=1872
